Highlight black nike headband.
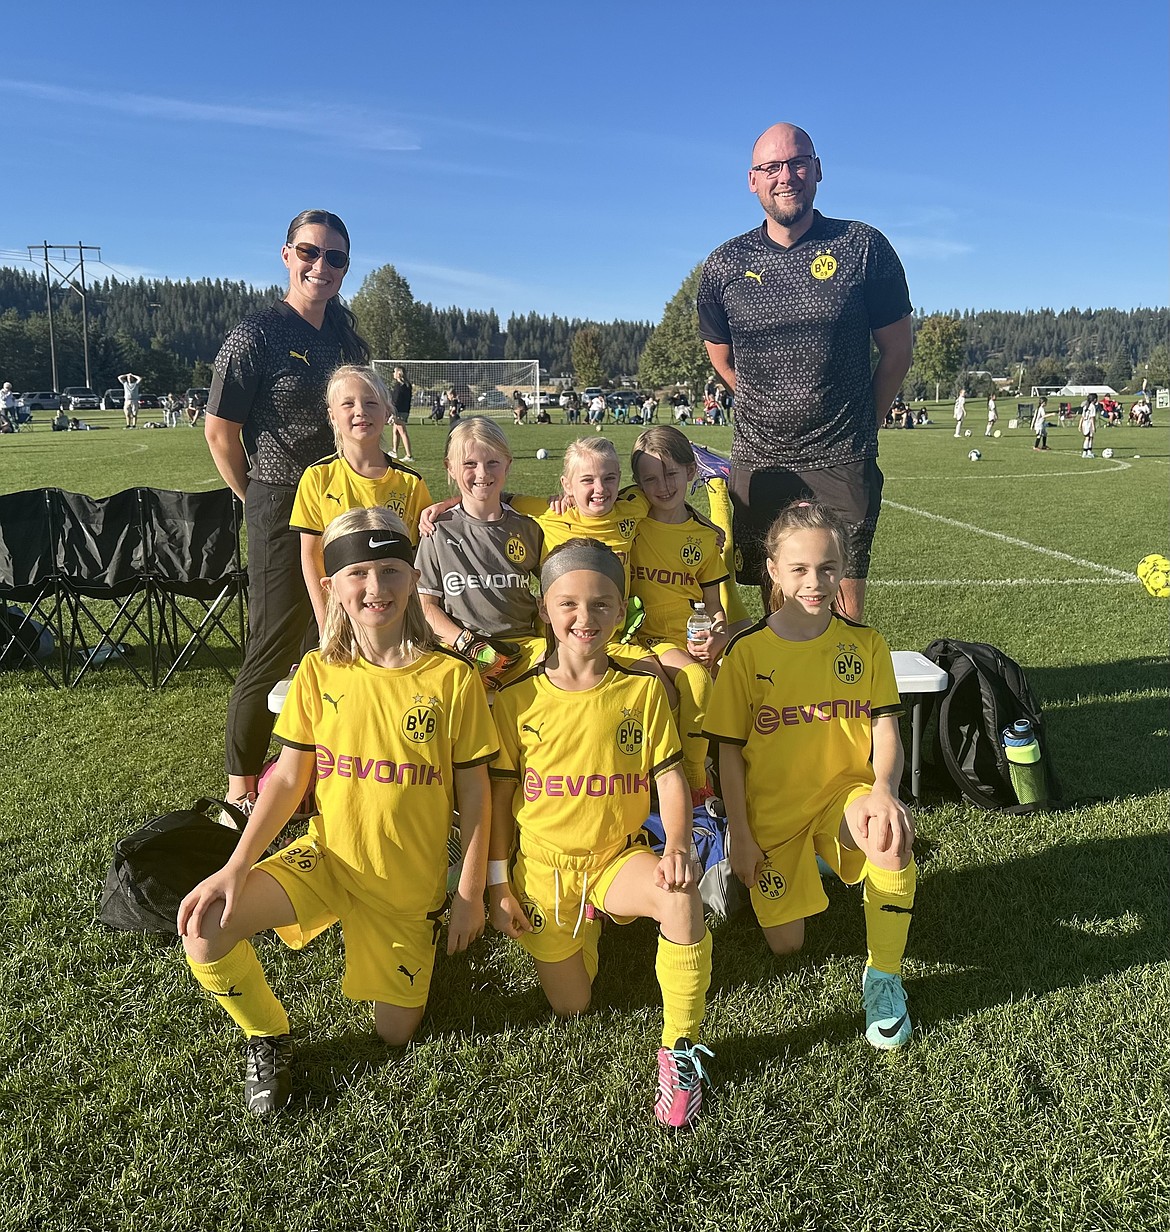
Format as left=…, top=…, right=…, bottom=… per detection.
left=323, top=529, right=415, bottom=576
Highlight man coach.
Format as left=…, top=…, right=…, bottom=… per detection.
left=697, top=122, right=912, bottom=618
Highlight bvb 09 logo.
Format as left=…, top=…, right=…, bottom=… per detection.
left=505, top=536, right=528, bottom=565
left=522, top=900, right=545, bottom=932
left=618, top=518, right=637, bottom=540
left=757, top=865, right=786, bottom=900
left=401, top=704, right=438, bottom=744
left=280, top=844, right=318, bottom=873
left=616, top=716, right=644, bottom=755
left=810, top=253, right=837, bottom=280
left=834, top=651, right=864, bottom=684
left=680, top=538, right=703, bottom=568
left=383, top=494, right=407, bottom=518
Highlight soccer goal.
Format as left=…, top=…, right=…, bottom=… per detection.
left=373, top=359, right=540, bottom=420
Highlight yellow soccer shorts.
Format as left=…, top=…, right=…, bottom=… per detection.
left=258, top=838, right=443, bottom=1009
left=748, top=783, right=872, bottom=929
left=513, top=835, right=655, bottom=965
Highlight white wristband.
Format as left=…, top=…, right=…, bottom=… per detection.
left=486, top=860, right=510, bottom=887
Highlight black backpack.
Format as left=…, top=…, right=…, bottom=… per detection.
left=99, top=798, right=256, bottom=934
left=921, top=639, right=1061, bottom=811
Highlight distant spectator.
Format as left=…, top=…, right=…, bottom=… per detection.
left=118, top=371, right=143, bottom=429
left=535, top=406, right=551, bottom=424
left=445, top=388, right=463, bottom=421
left=512, top=389, right=528, bottom=424
left=429, top=392, right=445, bottom=422
left=566, top=392, right=582, bottom=424
left=985, top=393, right=998, bottom=436
left=186, top=388, right=206, bottom=426
left=0, top=382, right=16, bottom=428
left=164, top=393, right=182, bottom=428
left=388, top=365, right=414, bottom=460
left=641, top=393, right=658, bottom=424
left=52, top=406, right=70, bottom=431
left=588, top=393, right=606, bottom=426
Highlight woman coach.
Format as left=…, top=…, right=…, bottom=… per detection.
left=205, top=209, right=370, bottom=811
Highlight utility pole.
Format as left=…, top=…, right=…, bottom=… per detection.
left=27, top=241, right=102, bottom=390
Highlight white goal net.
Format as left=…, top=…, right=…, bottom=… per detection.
left=373, top=359, right=540, bottom=419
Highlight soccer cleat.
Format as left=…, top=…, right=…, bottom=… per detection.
left=655, top=1037, right=714, bottom=1130
left=863, top=967, right=912, bottom=1050
left=244, top=1033, right=294, bottom=1115
left=217, top=792, right=256, bottom=829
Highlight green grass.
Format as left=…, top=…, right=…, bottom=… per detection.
left=2, top=411, right=1168, bottom=1231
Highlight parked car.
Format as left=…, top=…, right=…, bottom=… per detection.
left=582, top=387, right=604, bottom=405
left=19, top=391, right=61, bottom=412
left=102, top=388, right=125, bottom=410
left=184, top=387, right=211, bottom=406
left=62, top=386, right=101, bottom=411
left=138, top=394, right=162, bottom=411
left=477, top=390, right=511, bottom=409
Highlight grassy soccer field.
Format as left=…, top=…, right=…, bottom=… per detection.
left=2, top=409, right=1168, bottom=1232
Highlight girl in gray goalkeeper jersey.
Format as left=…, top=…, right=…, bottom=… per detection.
left=416, top=417, right=545, bottom=688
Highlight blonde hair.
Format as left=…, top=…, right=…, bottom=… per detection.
left=631, top=425, right=695, bottom=479
left=318, top=507, right=435, bottom=665
left=325, top=364, right=390, bottom=455
left=562, top=436, right=620, bottom=485
left=444, top=416, right=513, bottom=470
left=763, top=501, right=851, bottom=615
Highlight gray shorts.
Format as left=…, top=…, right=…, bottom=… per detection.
left=729, top=458, right=884, bottom=586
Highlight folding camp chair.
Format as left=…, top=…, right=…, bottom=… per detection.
left=0, top=488, right=71, bottom=685
left=143, top=487, right=247, bottom=687
left=57, top=487, right=157, bottom=687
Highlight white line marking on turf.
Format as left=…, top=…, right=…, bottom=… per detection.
left=892, top=460, right=1132, bottom=480
left=871, top=578, right=1131, bottom=587
left=881, top=500, right=1134, bottom=580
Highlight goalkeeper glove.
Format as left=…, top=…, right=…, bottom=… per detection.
left=620, top=594, right=646, bottom=645
left=454, top=630, right=522, bottom=688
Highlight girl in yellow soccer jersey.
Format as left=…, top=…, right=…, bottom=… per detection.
left=488, top=539, right=713, bottom=1131
left=703, top=501, right=918, bottom=1051
left=179, top=507, right=497, bottom=1116
left=291, top=365, right=432, bottom=633
left=628, top=426, right=731, bottom=797
left=415, top=417, right=545, bottom=689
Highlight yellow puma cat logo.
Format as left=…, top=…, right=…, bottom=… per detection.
left=745, top=270, right=763, bottom=283
left=289, top=350, right=310, bottom=366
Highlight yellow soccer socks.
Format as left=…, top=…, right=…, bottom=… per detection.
left=674, top=661, right=713, bottom=792
left=862, top=860, right=917, bottom=976
left=656, top=930, right=712, bottom=1048
left=187, top=940, right=290, bottom=1038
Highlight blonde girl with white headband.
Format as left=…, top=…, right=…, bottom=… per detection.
left=178, top=507, right=497, bottom=1118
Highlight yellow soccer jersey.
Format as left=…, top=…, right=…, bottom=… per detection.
left=629, top=516, right=729, bottom=645
left=290, top=452, right=433, bottom=543
left=703, top=615, right=902, bottom=845
left=510, top=489, right=650, bottom=592
left=491, top=662, right=681, bottom=859
left=274, top=648, right=497, bottom=916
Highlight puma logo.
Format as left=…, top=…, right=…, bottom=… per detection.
left=211, top=986, right=242, bottom=998
left=325, top=492, right=342, bottom=504
left=744, top=270, right=763, bottom=283
left=323, top=693, right=343, bottom=711
left=289, top=349, right=310, bottom=366
left=521, top=723, right=545, bottom=742
left=879, top=904, right=914, bottom=915
left=398, top=964, right=421, bottom=986
left=756, top=670, right=776, bottom=684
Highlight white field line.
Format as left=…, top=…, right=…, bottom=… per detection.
left=893, top=459, right=1132, bottom=481
left=871, top=577, right=1131, bottom=587
left=881, top=499, right=1134, bottom=580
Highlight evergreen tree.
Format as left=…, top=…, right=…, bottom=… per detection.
left=914, top=314, right=966, bottom=399
left=570, top=326, right=605, bottom=387
left=351, top=265, right=447, bottom=361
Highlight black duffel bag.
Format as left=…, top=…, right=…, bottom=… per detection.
left=99, top=798, right=254, bottom=934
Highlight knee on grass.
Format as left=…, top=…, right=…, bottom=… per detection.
left=374, top=1003, right=424, bottom=1047
left=763, top=919, right=806, bottom=956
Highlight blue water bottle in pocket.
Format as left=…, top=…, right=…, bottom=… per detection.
left=1002, top=719, right=1045, bottom=805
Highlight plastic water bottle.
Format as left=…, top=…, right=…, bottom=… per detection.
left=686, top=602, right=713, bottom=650
left=1002, top=719, right=1045, bottom=805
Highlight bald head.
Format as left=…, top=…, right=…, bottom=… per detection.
left=751, top=123, right=816, bottom=164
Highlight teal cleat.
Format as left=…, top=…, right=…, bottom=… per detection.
left=863, top=968, right=912, bottom=1050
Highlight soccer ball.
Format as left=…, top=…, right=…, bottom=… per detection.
left=1102, top=448, right=1114, bottom=458
left=993, top=430, right=1002, bottom=438
left=1136, top=554, right=1170, bottom=598
left=968, top=449, right=982, bottom=461
left=536, top=448, right=549, bottom=461
left=964, top=429, right=972, bottom=437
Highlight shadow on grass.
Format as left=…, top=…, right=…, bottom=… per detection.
left=712, top=830, right=1168, bottom=1078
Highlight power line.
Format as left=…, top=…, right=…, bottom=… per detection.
left=28, top=242, right=101, bottom=390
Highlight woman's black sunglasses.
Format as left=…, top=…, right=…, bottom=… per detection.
left=289, top=242, right=349, bottom=270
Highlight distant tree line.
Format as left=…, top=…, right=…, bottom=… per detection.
left=0, top=263, right=1165, bottom=395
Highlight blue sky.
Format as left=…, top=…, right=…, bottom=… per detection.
left=2, top=0, right=1165, bottom=325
